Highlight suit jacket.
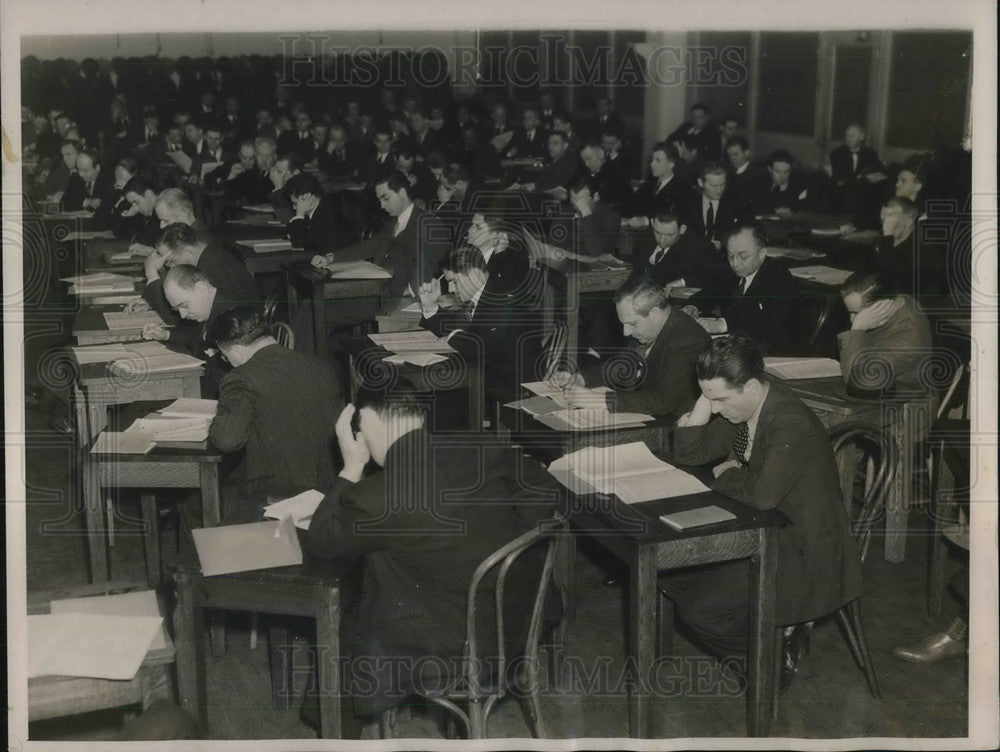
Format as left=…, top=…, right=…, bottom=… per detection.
left=421, top=288, right=545, bottom=403
left=588, top=162, right=634, bottom=211
left=225, top=167, right=274, bottom=205
left=483, top=233, right=533, bottom=303
left=303, top=428, right=559, bottom=713
left=549, top=203, right=621, bottom=257
left=829, top=145, right=880, bottom=186
left=533, top=152, right=580, bottom=193
left=585, top=309, right=709, bottom=419
left=287, top=196, right=357, bottom=253
left=725, top=163, right=766, bottom=212
left=111, top=208, right=161, bottom=247
left=409, top=129, right=441, bottom=161
left=61, top=169, right=116, bottom=220
left=872, top=228, right=947, bottom=310
left=504, top=126, right=548, bottom=159
left=668, top=121, right=723, bottom=161
left=666, top=380, right=863, bottom=626
left=189, top=147, right=230, bottom=179
left=457, top=142, right=503, bottom=181
left=317, top=146, right=359, bottom=179
left=715, top=258, right=797, bottom=356
left=627, top=174, right=692, bottom=219
left=631, top=230, right=735, bottom=293
left=748, top=174, right=811, bottom=215
left=209, top=343, right=343, bottom=505
left=682, top=193, right=745, bottom=245
left=277, top=130, right=318, bottom=163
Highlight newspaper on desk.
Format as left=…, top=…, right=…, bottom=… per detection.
left=121, top=398, right=218, bottom=443
left=763, top=246, right=828, bottom=261
left=102, top=310, right=165, bottom=331
left=549, top=441, right=708, bottom=505
left=764, top=356, right=843, bottom=380
left=369, top=329, right=456, bottom=354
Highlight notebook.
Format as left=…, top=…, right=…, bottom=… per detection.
left=764, top=357, right=842, bottom=380
left=659, top=506, right=737, bottom=531
left=192, top=518, right=302, bottom=576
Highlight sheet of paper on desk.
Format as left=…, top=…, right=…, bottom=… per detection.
left=109, top=351, right=204, bottom=376
left=325, top=260, right=393, bottom=279
left=765, top=357, right=842, bottom=380
left=103, top=311, right=164, bottom=330
left=788, top=265, right=853, bottom=286
left=91, top=430, right=155, bottom=454
left=159, top=397, right=218, bottom=418
left=61, top=272, right=136, bottom=286
left=666, top=286, right=701, bottom=299
left=91, top=294, right=142, bottom=305
left=505, top=395, right=564, bottom=416
left=248, top=239, right=293, bottom=253
left=243, top=203, right=275, bottom=213
left=369, top=330, right=455, bottom=353
left=51, top=590, right=168, bottom=651
left=192, top=518, right=303, bottom=576
left=109, top=249, right=152, bottom=261
left=810, top=227, right=842, bottom=236
left=560, top=441, right=708, bottom=502
left=550, top=408, right=653, bottom=431
left=400, top=301, right=423, bottom=314
left=659, top=506, right=737, bottom=531
left=382, top=352, right=449, bottom=366
left=263, top=489, right=324, bottom=530
left=63, top=230, right=116, bottom=241
left=28, top=612, right=164, bottom=680
left=763, top=246, right=827, bottom=260
left=127, top=415, right=210, bottom=442
left=72, top=344, right=131, bottom=363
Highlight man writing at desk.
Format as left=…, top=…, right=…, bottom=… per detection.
left=659, top=335, right=862, bottom=692
left=551, top=277, right=709, bottom=421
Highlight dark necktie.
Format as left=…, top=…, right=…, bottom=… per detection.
left=737, top=277, right=746, bottom=296
left=705, top=202, right=715, bottom=238
left=650, top=246, right=665, bottom=265
left=732, top=422, right=749, bottom=465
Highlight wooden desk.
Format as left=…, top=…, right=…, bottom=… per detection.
left=782, top=375, right=925, bottom=563
left=348, top=341, right=485, bottom=432
left=72, top=306, right=148, bottom=345
left=83, top=400, right=223, bottom=585
left=239, top=246, right=315, bottom=277
left=285, top=263, right=391, bottom=357
left=171, top=557, right=343, bottom=738
left=538, top=256, right=632, bottom=361
left=374, top=295, right=461, bottom=333
left=562, top=491, right=785, bottom=737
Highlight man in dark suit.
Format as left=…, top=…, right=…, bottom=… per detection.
left=359, top=125, right=396, bottom=182
left=829, top=122, right=880, bottom=213
left=207, top=307, right=343, bottom=511
left=585, top=96, right=625, bottom=142
left=682, top=162, right=745, bottom=248
left=669, top=102, right=722, bottom=162
left=723, top=136, right=764, bottom=212
left=407, top=108, right=440, bottom=161
left=625, top=141, right=692, bottom=224
left=219, top=139, right=267, bottom=202
left=188, top=122, right=229, bottom=182
left=579, top=142, right=634, bottom=212
left=687, top=222, right=797, bottom=356
left=303, top=386, right=559, bottom=728
left=549, top=175, right=621, bottom=257
left=114, top=176, right=162, bottom=248
left=277, top=109, right=318, bottom=163
left=418, top=246, right=544, bottom=404
left=631, top=211, right=734, bottom=292
left=394, top=146, right=438, bottom=207
left=504, top=105, right=548, bottom=160
left=285, top=172, right=357, bottom=253
left=317, top=123, right=358, bottom=178
left=554, top=277, right=710, bottom=420
left=660, top=335, right=862, bottom=687
left=514, top=130, right=580, bottom=196
left=749, top=150, right=811, bottom=216
left=61, top=148, right=116, bottom=226
left=455, top=123, right=504, bottom=181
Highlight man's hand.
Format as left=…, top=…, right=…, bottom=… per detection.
left=548, top=370, right=584, bottom=391
left=125, top=298, right=151, bottom=314
left=129, top=242, right=155, bottom=255
left=624, top=215, right=650, bottom=230
left=295, top=192, right=320, bottom=218
left=144, top=249, right=169, bottom=283
left=335, top=405, right=370, bottom=482
left=418, top=277, right=442, bottom=314
left=121, top=204, right=139, bottom=217
left=676, top=393, right=712, bottom=427
left=141, top=323, right=170, bottom=341
left=695, top=316, right=727, bottom=334
left=83, top=197, right=102, bottom=211
left=48, top=191, right=64, bottom=202
left=310, top=254, right=329, bottom=269
left=880, top=208, right=898, bottom=237
left=851, top=298, right=898, bottom=332
left=712, top=458, right=742, bottom=478
left=546, top=187, right=568, bottom=202
left=571, top=195, right=592, bottom=218
left=680, top=304, right=701, bottom=318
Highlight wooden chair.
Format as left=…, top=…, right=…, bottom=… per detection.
left=381, top=515, right=567, bottom=739
left=270, top=321, right=295, bottom=350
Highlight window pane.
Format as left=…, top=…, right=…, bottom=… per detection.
left=757, top=32, right=819, bottom=135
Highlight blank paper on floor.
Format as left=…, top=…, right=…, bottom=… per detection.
left=50, top=590, right=168, bottom=650
left=27, top=612, right=164, bottom=680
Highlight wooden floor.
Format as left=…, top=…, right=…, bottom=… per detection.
left=18, top=322, right=969, bottom=742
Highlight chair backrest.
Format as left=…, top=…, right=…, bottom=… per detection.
left=936, top=362, right=969, bottom=421
left=270, top=321, right=295, bottom=350
left=827, top=421, right=898, bottom=563
left=262, top=292, right=280, bottom=325
left=464, top=514, right=567, bottom=700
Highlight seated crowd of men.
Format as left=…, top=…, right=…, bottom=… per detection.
left=22, top=54, right=972, bottom=736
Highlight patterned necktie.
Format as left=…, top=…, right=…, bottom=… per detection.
left=737, top=277, right=746, bottom=296
left=462, top=300, right=475, bottom=320
left=732, top=422, right=749, bottom=465
left=705, top=202, right=715, bottom=238
left=651, top=246, right=665, bottom=265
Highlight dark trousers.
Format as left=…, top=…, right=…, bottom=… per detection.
left=658, top=559, right=751, bottom=656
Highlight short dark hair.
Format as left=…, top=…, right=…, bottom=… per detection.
left=613, top=276, right=669, bottom=315
left=839, top=270, right=892, bottom=305
left=123, top=176, right=158, bottom=196
left=882, top=195, right=919, bottom=220
left=275, top=151, right=302, bottom=172
left=373, top=170, right=411, bottom=196
left=441, top=245, right=487, bottom=276
left=699, top=161, right=727, bottom=181
left=649, top=141, right=679, bottom=163
left=157, top=222, right=203, bottom=252
left=115, top=156, right=139, bottom=175
left=355, top=378, right=428, bottom=421
left=725, top=135, right=750, bottom=151
left=690, top=102, right=709, bottom=115
left=394, top=143, right=418, bottom=161
left=164, top=263, right=209, bottom=290
left=651, top=210, right=683, bottom=227
left=285, top=172, right=321, bottom=199
left=695, top=335, right=765, bottom=387
left=568, top=175, right=599, bottom=197
left=767, top=149, right=795, bottom=168
left=208, top=307, right=270, bottom=348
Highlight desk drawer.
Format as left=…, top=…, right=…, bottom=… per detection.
left=99, top=461, right=200, bottom=488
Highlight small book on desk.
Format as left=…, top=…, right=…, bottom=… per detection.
left=788, top=265, right=853, bottom=286
left=764, top=357, right=842, bottom=380
left=247, top=238, right=293, bottom=253
left=659, top=505, right=737, bottom=531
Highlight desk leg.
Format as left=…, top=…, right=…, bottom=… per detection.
left=469, top=364, right=484, bottom=432
left=565, top=275, right=579, bottom=362
left=174, top=572, right=209, bottom=733
left=628, top=546, right=656, bottom=738
left=316, top=584, right=342, bottom=739
left=313, top=288, right=327, bottom=359
left=200, top=463, right=221, bottom=528
left=82, top=454, right=108, bottom=583
left=747, top=527, right=778, bottom=736
left=139, top=493, right=161, bottom=588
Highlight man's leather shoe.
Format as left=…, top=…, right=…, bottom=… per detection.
left=780, top=623, right=812, bottom=695
left=891, top=617, right=968, bottom=664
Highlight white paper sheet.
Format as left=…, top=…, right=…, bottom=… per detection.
left=192, top=518, right=303, bottom=576
left=764, top=357, right=843, bottom=380
left=51, top=590, right=168, bottom=651
left=263, top=489, right=325, bottom=530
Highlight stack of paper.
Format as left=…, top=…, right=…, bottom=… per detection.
left=789, top=265, right=853, bottom=286
left=263, top=489, right=325, bottom=530
left=192, top=518, right=302, bottom=576
left=324, top=260, right=393, bottom=279
left=550, top=442, right=709, bottom=504
left=108, top=344, right=204, bottom=377
left=763, top=246, right=827, bottom=261
left=382, top=352, right=449, bottom=366
left=72, top=343, right=131, bottom=364
left=62, top=272, right=137, bottom=295
left=125, top=415, right=210, bottom=442
left=504, top=395, right=564, bottom=416
left=103, top=311, right=165, bottom=330
left=521, top=381, right=611, bottom=409
left=247, top=238, right=292, bottom=254
left=28, top=612, right=164, bottom=680
left=549, top=408, right=654, bottom=430
left=159, top=397, right=218, bottom=419
left=659, top=506, right=736, bottom=531
left=764, top=356, right=842, bottom=380
left=63, top=230, right=116, bottom=241
left=90, top=431, right=155, bottom=455
left=369, top=330, right=456, bottom=354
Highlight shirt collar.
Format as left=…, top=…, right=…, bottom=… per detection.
left=395, top=203, right=414, bottom=233
left=741, top=269, right=759, bottom=291
left=735, top=162, right=749, bottom=175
